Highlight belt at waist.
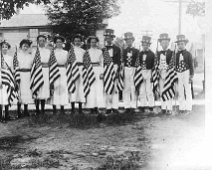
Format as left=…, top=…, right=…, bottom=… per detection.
left=41, top=63, right=49, bottom=67
left=19, top=68, right=31, bottom=72
left=57, top=64, right=66, bottom=67
left=77, top=62, right=84, bottom=66
left=91, top=62, right=101, bottom=66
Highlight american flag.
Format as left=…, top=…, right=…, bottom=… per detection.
left=49, top=49, right=60, bottom=86
left=30, top=47, right=44, bottom=96
left=82, top=51, right=95, bottom=98
left=66, top=45, right=80, bottom=93
left=151, top=56, right=160, bottom=99
left=161, top=52, right=178, bottom=101
left=1, top=52, right=18, bottom=105
left=103, top=48, right=116, bottom=95
left=13, top=46, right=21, bottom=85
left=116, top=64, right=124, bottom=91
left=134, top=54, right=143, bottom=91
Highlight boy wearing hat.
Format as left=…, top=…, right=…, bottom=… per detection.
left=103, top=29, right=121, bottom=114
left=123, top=32, right=139, bottom=113
left=138, top=35, right=155, bottom=112
left=157, top=33, right=173, bottom=114
left=175, top=34, right=194, bottom=114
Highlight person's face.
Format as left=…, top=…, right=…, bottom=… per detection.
left=160, top=40, right=169, bottom=50
left=125, top=38, right=134, bottom=47
left=142, top=43, right=150, bottom=51
left=177, top=41, right=186, bottom=51
left=74, top=38, right=82, bottom=47
left=56, top=39, right=63, bottom=49
left=2, top=44, right=9, bottom=54
left=90, top=39, right=97, bottom=48
left=104, top=35, right=113, bottom=44
left=38, top=37, right=46, bottom=47
left=21, top=43, right=30, bottom=52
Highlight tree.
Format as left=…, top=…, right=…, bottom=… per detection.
left=186, top=1, right=205, bottom=18
left=0, top=0, right=50, bottom=20
left=45, top=0, right=120, bottom=38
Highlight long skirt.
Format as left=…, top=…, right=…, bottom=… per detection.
left=69, top=66, right=85, bottom=103
left=0, top=85, right=9, bottom=105
left=36, top=67, right=50, bottom=100
left=85, top=66, right=105, bottom=108
left=19, top=71, right=34, bottom=104
left=51, top=67, right=69, bottom=106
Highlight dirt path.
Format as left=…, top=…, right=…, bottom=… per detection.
left=0, top=105, right=204, bottom=170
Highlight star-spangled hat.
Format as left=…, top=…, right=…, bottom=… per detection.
left=104, top=29, right=116, bottom=37
left=158, top=33, right=171, bottom=42
left=124, top=32, right=135, bottom=40
left=141, top=35, right=151, bottom=44
left=175, top=34, right=189, bottom=43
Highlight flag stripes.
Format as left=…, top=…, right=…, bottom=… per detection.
left=116, top=65, right=124, bottom=91
left=49, top=49, right=60, bottom=86
left=134, top=55, right=143, bottom=90
left=13, top=46, right=21, bottom=85
left=82, top=51, right=95, bottom=98
left=66, top=45, right=80, bottom=93
left=152, top=57, right=160, bottom=98
left=30, top=47, right=44, bottom=96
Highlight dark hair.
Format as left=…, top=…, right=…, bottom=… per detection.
left=20, top=39, right=32, bottom=48
left=87, top=36, right=99, bottom=44
left=72, top=34, right=83, bottom=42
left=54, top=36, right=65, bottom=44
left=37, top=35, right=47, bottom=41
left=0, top=41, right=11, bottom=49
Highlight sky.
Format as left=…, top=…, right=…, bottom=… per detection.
left=19, top=1, right=205, bottom=49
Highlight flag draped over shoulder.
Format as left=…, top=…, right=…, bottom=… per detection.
left=66, top=45, right=80, bottom=93
left=162, top=52, right=178, bottom=101
left=134, top=54, right=143, bottom=91
left=103, top=48, right=116, bottom=95
left=49, top=49, right=60, bottom=86
left=30, top=47, right=44, bottom=96
left=151, top=56, right=160, bottom=98
left=82, top=51, right=95, bottom=98
left=1, top=52, right=18, bottom=106
left=13, top=46, right=20, bottom=85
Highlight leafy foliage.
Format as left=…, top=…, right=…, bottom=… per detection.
left=186, top=1, right=205, bottom=17
left=45, top=0, right=120, bottom=38
left=0, top=0, right=50, bottom=20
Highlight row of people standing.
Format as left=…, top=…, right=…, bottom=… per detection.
left=0, top=28, right=194, bottom=123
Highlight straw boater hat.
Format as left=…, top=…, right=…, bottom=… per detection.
left=141, top=35, right=151, bottom=44
left=124, top=32, right=135, bottom=41
left=104, top=29, right=116, bottom=37
left=53, top=34, right=65, bottom=43
left=158, top=33, right=171, bottom=42
left=175, top=34, right=189, bottom=44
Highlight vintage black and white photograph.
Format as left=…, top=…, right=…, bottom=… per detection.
left=0, top=0, right=208, bottom=169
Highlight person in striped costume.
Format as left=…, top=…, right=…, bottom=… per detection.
left=0, top=41, right=13, bottom=122
left=175, top=34, right=194, bottom=115
left=123, top=32, right=139, bottom=114
left=51, top=35, right=69, bottom=115
left=85, top=36, right=104, bottom=114
left=157, top=33, right=173, bottom=114
left=138, top=35, right=155, bottom=113
left=17, top=39, right=34, bottom=118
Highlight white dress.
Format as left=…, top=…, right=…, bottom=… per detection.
left=0, top=54, right=13, bottom=105
left=69, top=46, right=85, bottom=103
left=17, top=51, right=34, bottom=104
left=32, top=47, right=51, bottom=100
left=85, top=48, right=105, bottom=108
left=51, top=49, right=69, bottom=106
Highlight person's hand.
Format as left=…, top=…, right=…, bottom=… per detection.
left=99, top=73, right=104, bottom=80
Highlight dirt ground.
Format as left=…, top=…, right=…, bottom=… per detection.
left=0, top=104, right=205, bottom=170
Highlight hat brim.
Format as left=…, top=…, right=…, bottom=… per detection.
left=141, top=41, right=151, bottom=45
left=124, top=37, right=135, bottom=41
left=104, top=34, right=116, bottom=37
left=158, top=38, right=170, bottom=42
left=175, top=39, right=189, bottom=43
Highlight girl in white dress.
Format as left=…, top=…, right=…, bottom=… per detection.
left=0, top=41, right=13, bottom=122
left=69, top=35, right=85, bottom=114
left=32, top=35, right=51, bottom=115
left=17, top=39, right=34, bottom=118
left=85, top=36, right=105, bottom=114
left=51, top=35, right=69, bottom=114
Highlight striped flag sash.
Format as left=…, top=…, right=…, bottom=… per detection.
left=152, top=57, right=160, bottom=98
left=13, top=47, right=21, bottom=85
left=133, top=54, right=143, bottom=90
left=30, top=47, right=44, bottom=96
left=49, top=49, right=60, bottom=86
left=116, top=65, right=124, bottom=91
left=82, top=51, right=96, bottom=98
left=103, top=48, right=116, bottom=95
left=66, top=45, right=80, bottom=93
